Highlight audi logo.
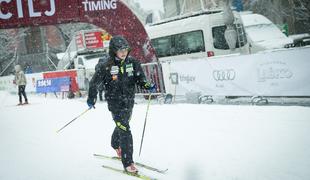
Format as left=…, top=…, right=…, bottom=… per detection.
left=213, top=69, right=236, bottom=81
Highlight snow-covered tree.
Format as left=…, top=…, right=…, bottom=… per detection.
left=244, top=0, right=310, bottom=34
left=0, top=28, right=28, bottom=76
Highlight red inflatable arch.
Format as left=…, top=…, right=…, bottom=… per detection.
left=0, top=0, right=156, bottom=63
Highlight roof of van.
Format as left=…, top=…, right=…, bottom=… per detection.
left=145, top=9, right=243, bottom=39
left=148, top=9, right=222, bottom=26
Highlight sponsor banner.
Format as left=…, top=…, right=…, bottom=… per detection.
left=75, top=33, right=85, bottom=50
left=36, top=77, right=70, bottom=93
left=43, top=70, right=79, bottom=92
left=168, top=47, right=310, bottom=96
left=84, top=31, right=104, bottom=49
left=0, top=73, right=43, bottom=93
left=0, top=0, right=156, bottom=63
left=74, top=30, right=112, bottom=53
left=0, top=70, right=78, bottom=93
left=25, top=73, right=44, bottom=93
left=0, top=75, right=16, bottom=92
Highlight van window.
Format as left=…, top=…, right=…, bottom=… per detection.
left=78, top=58, right=84, bottom=65
left=85, top=52, right=107, bottom=60
left=151, top=30, right=205, bottom=58
left=175, top=31, right=205, bottom=54
left=151, top=36, right=173, bottom=57
left=212, top=24, right=247, bottom=50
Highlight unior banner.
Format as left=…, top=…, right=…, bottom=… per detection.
left=0, top=0, right=156, bottom=63
left=166, top=47, right=310, bottom=96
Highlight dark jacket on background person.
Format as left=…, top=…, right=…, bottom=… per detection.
left=95, top=54, right=109, bottom=101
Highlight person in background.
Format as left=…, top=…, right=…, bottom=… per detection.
left=14, top=65, right=28, bottom=105
left=24, top=63, right=33, bottom=74
left=95, top=54, right=109, bottom=101
left=87, top=35, right=155, bottom=173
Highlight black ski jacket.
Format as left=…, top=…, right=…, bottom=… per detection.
left=88, top=35, right=151, bottom=112
left=88, top=56, right=149, bottom=111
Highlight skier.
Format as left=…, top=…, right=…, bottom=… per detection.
left=13, top=64, right=28, bottom=105
left=87, top=35, right=155, bottom=173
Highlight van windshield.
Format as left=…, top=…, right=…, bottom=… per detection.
left=245, top=24, right=288, bottom=42
left=151, top=30, right=205, bottom=58
left=212, top=24, right=247, bottom=50
left=84, top=52, right=107, bottom=60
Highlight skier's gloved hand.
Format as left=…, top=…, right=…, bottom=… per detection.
left=144, top=82, right=156, bottom=93
left=87, top=97, right=96, bottom=109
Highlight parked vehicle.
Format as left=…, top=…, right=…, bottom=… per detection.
left=287, top=33, right=310, bottom=48
left=240, top=13, right=293, bottom=53
left=145, top=9, right=249, bottom=62
left=145, top=9, right=250, bottom=97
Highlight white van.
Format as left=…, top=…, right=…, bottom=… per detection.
left=240, top=13, right=293, bottom=53
left=145, top=10, right=250, bottom=98
left=145, top=10, right=250, bottom=63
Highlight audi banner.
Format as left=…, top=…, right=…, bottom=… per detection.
left=165, top=47, right=310, bottom=96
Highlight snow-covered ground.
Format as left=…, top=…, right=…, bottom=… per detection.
left=1, top=91, right=310, bottom=180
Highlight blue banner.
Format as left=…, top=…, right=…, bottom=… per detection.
left=36, top=77, right=71, bottom=93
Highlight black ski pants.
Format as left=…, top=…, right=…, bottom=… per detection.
left=18, top=85, right=28, bottom=103
left=111, top=109, right=133, bottom=168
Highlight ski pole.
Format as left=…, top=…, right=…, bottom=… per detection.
left=56, top=108, right=92, bottom=133
left=139, top=92, right=152, bottom=156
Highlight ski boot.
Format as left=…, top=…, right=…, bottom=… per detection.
left=115, top=147, right=122, bottom=158
left=125, top=163, right=138, bottom=173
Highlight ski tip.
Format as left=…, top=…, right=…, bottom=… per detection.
left=161, top=168, right=169, bottom=173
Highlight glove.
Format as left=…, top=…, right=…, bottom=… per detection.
left=144, top=82, right=156, bottom=93
left=87, top=98, right=96, bottom=109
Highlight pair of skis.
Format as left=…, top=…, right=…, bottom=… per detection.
left=94, top=154, right=168, bottom=180
left=17, top=102, right=30, bottom=106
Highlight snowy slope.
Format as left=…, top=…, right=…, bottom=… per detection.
left=1, top=91, right=310, bottom=180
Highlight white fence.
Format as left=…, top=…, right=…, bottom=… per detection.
left=162, top=46, right=310, bottom=97
left=1, top=47, right=310, bottom=98
left=0, top=73, right=43, bottom=93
